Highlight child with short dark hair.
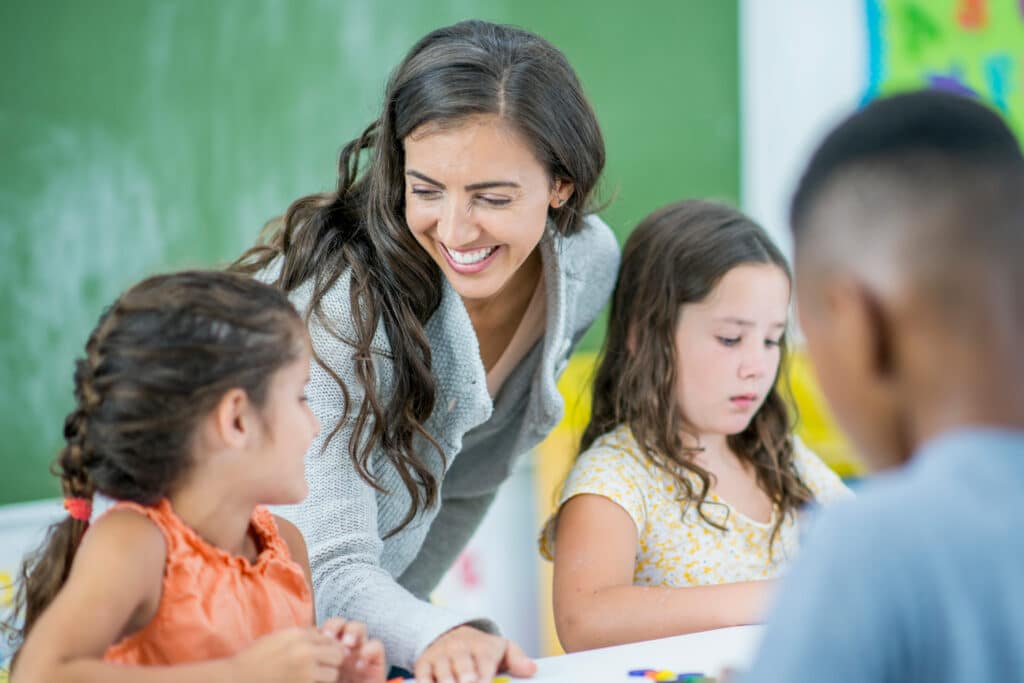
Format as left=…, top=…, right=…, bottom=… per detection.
left=740, top=90, right=1024, bottom=681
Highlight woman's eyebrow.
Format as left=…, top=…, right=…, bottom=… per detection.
left=406, top=170, right=521, bottom=192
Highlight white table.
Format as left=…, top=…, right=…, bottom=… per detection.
left=530, top=626, right=763, bottom=682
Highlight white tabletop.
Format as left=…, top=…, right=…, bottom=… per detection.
left=529, top=626, right=763, bottom=682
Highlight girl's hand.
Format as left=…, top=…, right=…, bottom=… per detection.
left=230, top=627, right=345, bottom=683
left=414, top=625, right=536, bottom=683
left=320, top=618, right=387, bottom=683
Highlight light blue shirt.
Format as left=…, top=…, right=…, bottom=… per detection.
left=741, top=429, right=1024, bottom=682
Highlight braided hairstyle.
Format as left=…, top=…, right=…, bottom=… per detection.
left=6, top=270, right=305, bottom=654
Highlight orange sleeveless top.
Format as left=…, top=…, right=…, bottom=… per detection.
left=103, top=499, right=313, bottom=666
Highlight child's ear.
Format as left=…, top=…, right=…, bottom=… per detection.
left=825, top=276, right=896, bottom=382
left=209, top=388, right=253, bottom=450
left=815, top=273, right=912, bottom=469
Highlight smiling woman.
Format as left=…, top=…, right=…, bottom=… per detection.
left=229, top=20, right=619, bottom=683
left=403, top=116, right=566, bottom=289
left=404, top=115, right=571, bottom=376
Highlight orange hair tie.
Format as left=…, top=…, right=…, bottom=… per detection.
left=64, top=497, right=93, bottom=521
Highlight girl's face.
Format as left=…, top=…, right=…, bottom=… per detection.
left=672, top=263, right=790, bottom=441
left=403, top=114, right=570, bottom=305
left=248, top=344, right=319, bottom=505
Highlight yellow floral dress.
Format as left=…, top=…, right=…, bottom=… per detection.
left=539, top=424, right=853, bottom=586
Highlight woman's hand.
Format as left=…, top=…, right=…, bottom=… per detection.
left=414, top=625, right=536, bottom=683
left=320, top=618, right=387, bottom=683
left=230, top=627, right=346, bottom=683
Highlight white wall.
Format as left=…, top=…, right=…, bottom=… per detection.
left=430, top=457, right=541, bottom=656
left=1, top=499, right=64, bottom=664
left=740, top=0, right=867, bottom=257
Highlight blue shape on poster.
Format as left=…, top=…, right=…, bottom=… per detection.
left=983, top=53, right=1013, bottom=113
left=927, top=66, right=979, bottom=98
left=862, top=0, right=886, bottom=104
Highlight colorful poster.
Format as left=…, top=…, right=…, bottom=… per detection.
left=864, top=0, right=1024, bottom=137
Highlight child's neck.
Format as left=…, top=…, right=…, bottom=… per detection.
left=682, top=431, right=731, bottom=465
left=903, top=331, right=1024, bottom=450
left=168, top=483, right=258, bottom=561
left=683, top=430, right=773, bottom=524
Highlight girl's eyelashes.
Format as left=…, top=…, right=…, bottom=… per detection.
left=715, top=335, right=783, bottom=348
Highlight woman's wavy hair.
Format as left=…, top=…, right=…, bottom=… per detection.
left=5, top=270, right=304, bottom=662
left=581, top=200, right=813, bottom=552
left=230, top=20, right=605, bottom=535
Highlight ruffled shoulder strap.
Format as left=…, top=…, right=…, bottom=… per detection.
left=249, top=505, right=291, bottom=560
left=102, top=498, right=178, bottom=550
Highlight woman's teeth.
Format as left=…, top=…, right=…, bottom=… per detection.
left=445, top=245, right=497, bottom=265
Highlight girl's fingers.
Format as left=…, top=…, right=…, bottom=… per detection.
left=340, top=620, right=367, bottom=648
left=313, top=662, right=340, bottom=683
left=320, top=617, right=348, bottom=639
left=361, top=637, right=384, bottom=661
left=314, top=641, right=345, bottom=668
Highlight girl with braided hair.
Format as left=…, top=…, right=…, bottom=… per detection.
left=8, top=271, right=386, bottom=683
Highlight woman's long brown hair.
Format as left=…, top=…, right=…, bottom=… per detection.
left=230, top=21, right=605, bottom=535
left=581, top=200, right=813, bottom=552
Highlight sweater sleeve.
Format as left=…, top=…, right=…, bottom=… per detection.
left=274, top=311, right=498, bottom=670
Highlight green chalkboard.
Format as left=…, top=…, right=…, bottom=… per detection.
left=0, top=1, right=738, bottom=504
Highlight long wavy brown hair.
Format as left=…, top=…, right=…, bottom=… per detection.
left=230, top=20, right=605, bottom=535
left=581, top=200, right=813, bottom=552
left=5, top=270, right=304, bottom=667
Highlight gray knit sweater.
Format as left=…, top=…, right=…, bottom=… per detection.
left=268, top=215, right=619, bottom=669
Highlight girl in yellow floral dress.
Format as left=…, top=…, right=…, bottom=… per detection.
left=541, top=200, right=852, bottom=652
